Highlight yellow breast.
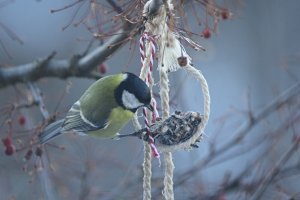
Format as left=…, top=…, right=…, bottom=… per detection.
left=88, top=107, right=134, bottom=138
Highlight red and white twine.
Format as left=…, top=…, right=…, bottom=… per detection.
left=139, top=32, right=157, bottom=84
left=139, top=32, right=160, bottom=159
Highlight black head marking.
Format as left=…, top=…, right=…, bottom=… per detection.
left=115, top=72, right=151, bottom=112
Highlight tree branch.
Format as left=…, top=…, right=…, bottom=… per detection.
left=0, top=0, right=167, bottom=89
left=0, top=23, right=136, bottom=89
left=150, top=81, right=300, bottom=197
left=106, top=0, right=123, bottom=14
left=251, top=137, right=300, bottom=200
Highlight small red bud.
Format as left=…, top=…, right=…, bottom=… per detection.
left=2, top=137, right=12, bottom=147
left=5, top=145, right=15, bottom=156
left=98, top=63, right=107, bottom=74
left=18, top=115, right=26, bottom=126
left=202, top=28, right=211, bottom=39
left=221, top=9, right=230, bottom=20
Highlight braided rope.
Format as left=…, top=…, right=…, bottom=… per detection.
left=160, top=69, right=175, bottom=200
left=143, top=141, right=152, bottom=200
left=159, top=70, right=170, bottom=118
left=183, top=64, right=210, bottom=144
left=136, top=36, right=152, bottom=200
left=155, top=64, right=210, bottom=152
left=139, top=32, right=160, bottom=159
left=136, top=32, right=160, bottom=200
left=139, top=2, right=211, bottom=200
left=163, top=152, right=174, bottom=199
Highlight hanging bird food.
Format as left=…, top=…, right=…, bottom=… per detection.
left=120, top=111, right=203, bottom=151
left=137, top=1, right=210, bottom=199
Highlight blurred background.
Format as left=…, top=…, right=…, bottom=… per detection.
left=1, top=0, right=300, bottom=199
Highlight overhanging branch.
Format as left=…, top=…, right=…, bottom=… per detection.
left=0, top=0, right=163, bottom=89
left=0, top=23, right=135, bottom=88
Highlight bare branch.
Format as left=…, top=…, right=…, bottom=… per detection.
left=251, top=137, right=300, bottom=200
left=165, top=81, right=300, bottom=190
left=0, top=0, right=167, bottom=89
left=27, top=83, right=49, bottom=119
left=0, top=23, right=136, bottom=89
left=106, top=0, right=123, bottom=14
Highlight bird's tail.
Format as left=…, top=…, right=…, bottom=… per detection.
left=39, top=119, right=64, bottom=144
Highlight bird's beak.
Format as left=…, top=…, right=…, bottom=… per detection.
left=146, top=104, right=154, bottom=112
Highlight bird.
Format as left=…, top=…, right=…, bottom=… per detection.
left=39, top=72, right=153, bottom=144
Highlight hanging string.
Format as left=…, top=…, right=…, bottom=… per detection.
left=160, top=69, right=175, bottom=200
left=134, top=31, right=160, bottom=200
left=182, top=64, right=210, bottom=145
left=138, top=1, right=211, bottom=200
left=139, top=32, right=160, bottom=159
left=142, top=0, right=176, bottom=198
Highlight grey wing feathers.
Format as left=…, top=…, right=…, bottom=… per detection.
left=39, top=101, right=103, bottom=144
left=62, top=101, right=103, bottom=133
left=39, top=119, right=64, bottom=144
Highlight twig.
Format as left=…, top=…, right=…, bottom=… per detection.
left=208, top=110, right=300, bottom=168
left=191, top=112, right=300, bottom=199
left=27, top=82, right=49, bottom=119
left=50, top=0, right=85, bottom=13
left=0, top=22, right=24, bottom=44
left=251, top=137, right=300, bottom=200
left=106, top=0, right=123, bottom=14
left=0, top=0, right=168, bottom=89
left=27, top=82, right=56, bottom=200
left=172, top=81, right=300, bottom=188
left=0, top=23, right=135, bottom=88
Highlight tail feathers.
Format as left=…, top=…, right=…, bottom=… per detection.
left=40, top=119, right=64, bottom=144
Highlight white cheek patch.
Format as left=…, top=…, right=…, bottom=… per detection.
left=122, top=90, right=143, bottom=109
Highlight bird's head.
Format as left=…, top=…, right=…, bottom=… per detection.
left=115, top=72, right=153, bottom=113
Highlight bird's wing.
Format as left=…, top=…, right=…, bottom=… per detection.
left=62, top=101, right=108, bottom=133
left=63, top=75, right=122, bottom=134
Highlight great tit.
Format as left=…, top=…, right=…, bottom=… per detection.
left=39, top=72, right=153, bottom=144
